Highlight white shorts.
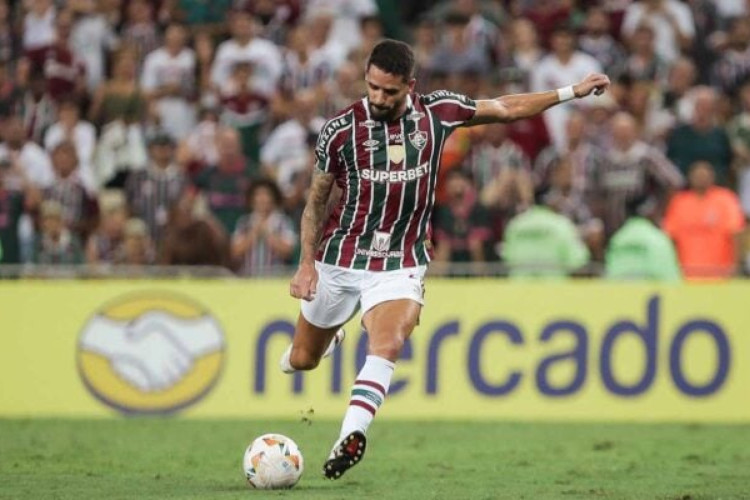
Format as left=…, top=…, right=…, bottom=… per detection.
left=300, top=261, right=427, bottom=329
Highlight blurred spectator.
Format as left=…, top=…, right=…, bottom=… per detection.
left=193, top=29, right=215, bottom=92
left=210, top=9, right=282, bottom=98
left=160, top=195, right=229, bottom=266
left=500, top=18, right=543, bottom=93
left=99, top=0, right=123, bottom=27
left=85, top=189, right=126, bottom=264
left=93, top=116, right=148, bottom=190
left=245, top=0, right=301, bottom=45
left=347, top=15, right=385, bottom=72
left=34, top=199, right=83, bottom=264
left=69, top=0, right=120, bottom=92
left=43, top=99, right=96, bottom=191
left=261, top=89, right=323, bottom=199
left=580, top=92, right=620, bottom=151
left=661, top=57, right=697, bottom=120
left=0, top=155, right=38, bottom=264
left=454, top=0, right=504, bottom=62
left=688, top=0, right=721, bottom=84
left=521, top=0, right=571, bottom=48
left=727, top=82, right=750, bottom=218
left=0, top=115, right=54, bottom=190
left=712, top=0, right=747, bottom=23
left=589, top=112, right=683, bottom=236
left=300, top=10, right=346, bottom=76
left=430, top=0, right=503, bottom=65
left=176, top=100, right=225, bottom=178
left=194, top=127, right=254, bottom=234
left=0, top=0, right=15, bottom=67
left=431, top=12, right=490, bottom=77
left=413, top=19, right=438, bottom=85
left=605, top=196, right=681, bottom=281
left=663, top=161, right=745, bottom=278
left=0, top=61, right=22, bottom=118
left=18, top=65, right=56, bottom=143
left=579, top=7, right=626, bottom=80
left=710, top=16, right=750, bottom=98
left=501, top=192, right=590, bottom=278
left=666, top=86, right=733, bottom=186
left=542, top=155, right=605, bottom=260
left=535, top=111, right=604, bottom=196
left=621, top=0, right=695, bottom=64
left=305, top=0, right=378, bottom=58
left=44, top=141, right=95, bottom=236
left=218, top=60, right=269, bottom=163
left=125, top=131, right=187, bottom=243
left=120, top=0, right=160, bottom=71
left=625, top=81, right=674, bottom=145
left=435, top=123, right=476, bottom=204
left=23, top=0, right=56, bottom=51
left=433, top=169, right=493, bottom=269
left=467, top=123, right=533, bottom=217
left=531, top=24, right=602, bottom=149
left=323, top=60, right=366, bottom=116
left=141, top=22, right=197, bottom=140
left=24, top=9, right=86, bottom=103
left=276, top=20, right=336, bottom=117
left=119, top=217, right=155, bottom=266
left=231, top=178, right=296, bottom=276
left=173, top=0, right=232, bottom=34
left=89, top=48, right=146, bottom=127
left=623, top=23, right=668, bottom=83
left=506, top=111, right=550, bottom=163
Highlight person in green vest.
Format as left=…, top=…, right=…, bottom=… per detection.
left=605, top=196, right=682, bottom=281
left=502, top=190, right=590, bottom=278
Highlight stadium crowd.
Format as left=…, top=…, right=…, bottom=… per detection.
left=0, top=0, right=747, bottom=279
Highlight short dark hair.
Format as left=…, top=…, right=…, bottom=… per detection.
left=247, top=178, right=283, bottom=208
left=367, top=39, right=415, bottom=82
left=445, top=11, right=470, bottom=27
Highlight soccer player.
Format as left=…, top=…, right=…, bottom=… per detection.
left=281, top=39, right=610, bottom=480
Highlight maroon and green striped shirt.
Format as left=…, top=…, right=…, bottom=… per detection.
left=314, top=91, right=477, bottom=271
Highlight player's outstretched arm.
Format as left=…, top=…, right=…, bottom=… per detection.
left=467, top=73, right=611, bottom=126
left=290, top=169, right=335, bottom=301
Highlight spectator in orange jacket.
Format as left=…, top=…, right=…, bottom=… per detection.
left=663, top=161, right=745, bottom=279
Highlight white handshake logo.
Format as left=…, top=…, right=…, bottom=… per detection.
left=80, top=311, right=223, bottom=391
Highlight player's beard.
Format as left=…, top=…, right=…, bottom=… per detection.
left=368, top=98, right=404, bottom=122
left=368, top=103, right=394, bottom=121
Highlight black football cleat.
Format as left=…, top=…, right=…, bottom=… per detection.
left=322, top=431, right=367, bottom=480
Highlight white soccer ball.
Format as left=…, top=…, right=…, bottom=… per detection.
left=243, top=433, right=304, bottom=489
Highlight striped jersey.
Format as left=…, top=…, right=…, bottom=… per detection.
left=314, top=91, right=477, bottom=270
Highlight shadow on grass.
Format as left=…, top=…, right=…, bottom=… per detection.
left=210, top=482, right=350, bottom=493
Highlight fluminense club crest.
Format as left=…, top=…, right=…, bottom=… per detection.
left=408, top=130, right=427, bottom=151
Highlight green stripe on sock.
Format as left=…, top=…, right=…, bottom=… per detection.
left=351, top=388, right=383, bottom=407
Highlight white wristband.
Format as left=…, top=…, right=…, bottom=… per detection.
left=556, top=85, right=576, bottom=102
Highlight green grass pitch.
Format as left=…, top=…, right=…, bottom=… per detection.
left=0, top=419, right=748, bottom=499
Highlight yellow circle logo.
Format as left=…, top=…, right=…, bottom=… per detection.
left=77, top=291, right=225, bottom=414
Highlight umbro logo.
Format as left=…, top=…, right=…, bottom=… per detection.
left=363, top=139, right=380, bottom=151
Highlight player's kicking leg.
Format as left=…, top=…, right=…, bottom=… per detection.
left=279, top=314, right=345, bottom=373
left=323, top=298, right=421, bottom=480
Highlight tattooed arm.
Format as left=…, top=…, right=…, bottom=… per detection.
left=290, top=169, right=335, bottom=301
